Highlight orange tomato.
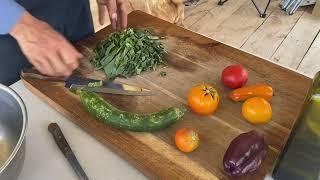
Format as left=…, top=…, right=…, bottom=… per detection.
left=242, top=97, right=272, bottom=124
left=175, top=128, right=199, bottom=153
left=188, top=84, right=219, bottom=115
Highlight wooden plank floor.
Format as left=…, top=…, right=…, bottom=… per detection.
left=185, top=0, right=320, bottom=78
left=89, top=0, right=320, bottom=78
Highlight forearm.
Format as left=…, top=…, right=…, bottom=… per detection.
left=0, top=0, right=25, bottom=34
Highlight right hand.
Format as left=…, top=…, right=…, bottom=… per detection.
left=10, top=12, right=82, bottom=77
left=97, top=0, right=127, bottom=31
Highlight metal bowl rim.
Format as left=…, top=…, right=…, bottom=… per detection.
left=0, top=84, right=28, bottom=174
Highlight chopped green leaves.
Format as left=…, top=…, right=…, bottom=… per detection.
left=91, top=28, right=166, bottom=80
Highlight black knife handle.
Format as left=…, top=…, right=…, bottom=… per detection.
left=48, top=123, right=89, bottom=180
left=21, top=68, right=66, bottom=81
left=48, top=123, right=72, bottom=154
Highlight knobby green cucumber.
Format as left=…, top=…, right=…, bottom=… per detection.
left=76, top=89, right=186, bottom=132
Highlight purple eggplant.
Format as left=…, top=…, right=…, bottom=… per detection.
left=223, top=130, right=267, bottom=176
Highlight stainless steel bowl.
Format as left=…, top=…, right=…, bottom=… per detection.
left=0, top=84, right=27, bottom=180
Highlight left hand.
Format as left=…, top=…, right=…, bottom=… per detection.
left=97, top=0, right=127, bottom=31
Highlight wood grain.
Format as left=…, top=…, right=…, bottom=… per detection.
left=188, top=0, right=248, bottom=35
left=209, top=0, right=279, bottom=47
left=297, top=30, right=320, bottom=77
left=183, top=0, right=216, bottom=28
left=22, top=11, right=312, bottom=179
left=241, top=7, right=305, bottom=59
left=313, top=0, right=320, bottom=16
left=271, top=8, right=320, bottom=69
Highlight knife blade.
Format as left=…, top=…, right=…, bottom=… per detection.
left=21, top=68, right=155, bottom=96
left=66, top=76, right=154, bottom=96
left=48, top=123, right=89, bottom=180
left=69, top=84, right=154, bottom=96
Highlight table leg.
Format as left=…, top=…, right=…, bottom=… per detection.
left=218, top=0, right=229, bottom=5
left=251, top=0, right=271, bottom=18
left=217, top=0, right=272, bottom=18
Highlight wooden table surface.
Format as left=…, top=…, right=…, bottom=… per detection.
left=22, top=11, right=312, bottom=179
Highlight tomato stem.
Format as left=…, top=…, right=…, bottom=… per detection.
left=203, top=86, right=216, bottom=100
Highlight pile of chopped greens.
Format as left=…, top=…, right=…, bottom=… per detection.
left=91, top=28, right=166, bottom=80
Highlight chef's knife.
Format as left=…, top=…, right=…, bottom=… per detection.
left=48, top=123, right=89, bottom=180
left=65, top=76, right=154, bottom=96
left=21, top=68, right=154, bottom=96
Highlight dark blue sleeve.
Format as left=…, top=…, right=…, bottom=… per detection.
left=0, top=0, right=25, bottom=34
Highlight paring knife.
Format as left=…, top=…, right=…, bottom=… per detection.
left=48, top=123, right=89, bottom=180
left=21, top=68, right=154, bottom=96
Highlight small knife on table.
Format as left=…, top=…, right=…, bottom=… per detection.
left=21, top=68, right=154, bottom=96
left=48, top=123, right=89, bottom=180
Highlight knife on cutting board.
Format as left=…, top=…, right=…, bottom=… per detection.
left=21, top=68, right=154, bottom=96
left=271, top=71, right=320, bottom=180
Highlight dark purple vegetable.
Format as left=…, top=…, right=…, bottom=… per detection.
left=223, top=130, right=267, bottom=176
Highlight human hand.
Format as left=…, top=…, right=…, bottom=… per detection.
left=10, top=12, right=82, bottom=77
left=97, top=0, right=127, bottom=30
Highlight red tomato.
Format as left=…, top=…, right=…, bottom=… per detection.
left=221, top=65, right=248, bottom=89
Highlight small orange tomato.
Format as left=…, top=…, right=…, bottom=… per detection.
left=242, top=97, right=272, bottom=124
left=175, top=128, right=200, bottom=153
left=188, top=84, right=219, bottom=115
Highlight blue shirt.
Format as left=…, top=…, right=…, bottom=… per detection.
left=0, top=0, right=25, bottom=34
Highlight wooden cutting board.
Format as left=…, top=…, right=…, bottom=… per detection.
left=22, top=11, right=312, bottom=180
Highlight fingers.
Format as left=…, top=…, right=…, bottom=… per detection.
left=32, top=56, right=54, bottom=76
left=98, top=4, right=107, bottom=25
left=59, top=39, right=82, bottom=69
left=105, top=0, right=118, bottom=29
left=33, top=40, right=81, bottom=77
left=97, top=0, right=127, bottom=31
left=47, top=52, right=71, bottom=77
left=116, top=17, right=121, bottom=31
left=111, top=12, right=118, bottom=30
left=33, top=51, right=78, bottom=77
left=117, top=0, right=127, bottom=30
